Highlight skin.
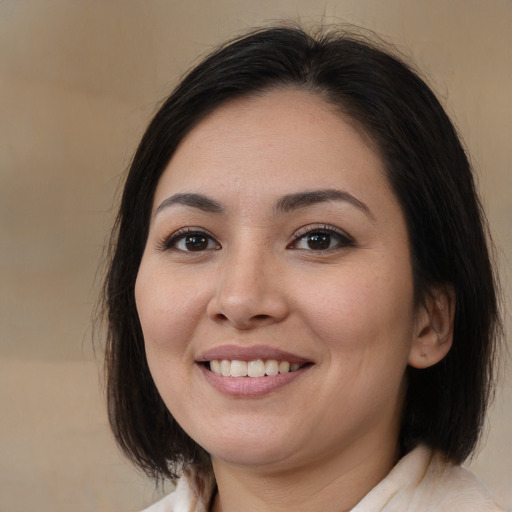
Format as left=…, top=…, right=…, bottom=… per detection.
left=135, top=89, right=451, bottom=512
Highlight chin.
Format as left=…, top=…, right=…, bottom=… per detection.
left=195, top=424, right=299, bottom=469
left=210, top=445, right=294, bottom=470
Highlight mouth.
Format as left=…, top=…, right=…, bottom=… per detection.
left=205, top=359, right=309, bottom=377
left=197, top=345, right=313, bottom=396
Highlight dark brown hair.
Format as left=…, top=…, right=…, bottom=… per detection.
left=103, top=25, right=501, bottom=481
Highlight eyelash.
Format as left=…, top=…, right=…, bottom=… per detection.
left=288, top=224, right=355, bottom=252
left=159, top=227, right=221, bottom=252
left=159, top=224, right=355, bottom=253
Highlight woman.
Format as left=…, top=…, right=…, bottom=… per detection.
left=103, top=26, right=504, bottom=511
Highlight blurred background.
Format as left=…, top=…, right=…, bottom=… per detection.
left=1, top=1, right=510, bottom=511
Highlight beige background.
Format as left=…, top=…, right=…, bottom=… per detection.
left=1, top=1, right=510, bottom=511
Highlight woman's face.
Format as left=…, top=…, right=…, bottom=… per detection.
left=135, top=89, right=420, bottom=472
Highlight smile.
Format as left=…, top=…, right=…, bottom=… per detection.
left=197, top=346, right=313, bottom=397
left=209, top=359, right=304, bottom=377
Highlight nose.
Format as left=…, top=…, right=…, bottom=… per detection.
left=206, top=247, right=289, bottom=330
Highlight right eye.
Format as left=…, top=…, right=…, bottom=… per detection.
left=162, top=229, right=221, bottom=252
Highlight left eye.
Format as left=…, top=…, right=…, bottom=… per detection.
left=164, top=231, right=220, bottom=252
left=290, top=227, right=354, bottom=251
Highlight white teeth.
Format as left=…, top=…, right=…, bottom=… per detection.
left=209, top=359, right=304, bottom=377
left=210, top=360, right=221, bottom=374
left=248, top=359, right=265, bottom=378
left=278, top=361, right=290, bottom=374
left=220, top=359, right=231, bottom=377
left=230, top=360, right=248, bottom=377
left=265, top=360, right=279, bottom=376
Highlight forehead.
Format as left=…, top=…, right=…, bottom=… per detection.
left=153, top=89, right=391, bottom=212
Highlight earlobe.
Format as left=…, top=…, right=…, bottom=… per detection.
left=408, top=285, right=455, bottom=369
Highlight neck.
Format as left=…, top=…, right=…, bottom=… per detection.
left=210, top=439, right=399, bottom=512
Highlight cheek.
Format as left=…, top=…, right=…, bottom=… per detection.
left=295, top=262, right=416, bottom=361
left=134, top=265, right=205, bottom=412
left=134, top=263, right=204, bottom=355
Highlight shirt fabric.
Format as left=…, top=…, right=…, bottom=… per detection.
left=141, top=445, right=506, bottom=512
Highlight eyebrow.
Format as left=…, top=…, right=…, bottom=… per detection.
left=275, top=189, right=375, bottom=221
left=154, top=188, right=374, bottom=221
left=155, top=193, right=223, bottom=216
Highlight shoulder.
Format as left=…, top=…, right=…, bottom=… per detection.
left=424, top=452, right=506, bottom=511
left=352, top=446, right=506, bottom=512
left=140, top=491, right=178, bottom=512
left=140, top=470, right=215, bottom=512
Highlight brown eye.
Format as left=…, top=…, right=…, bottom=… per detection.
left=306, top=233, right=331, bottom=250
left=289, top=225, right=355, bottom=252
left=163, top=229, right=221, bottom=252
left=184, top=234, right=209, bottom=251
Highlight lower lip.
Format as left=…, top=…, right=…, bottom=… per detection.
left=198, top=364, right=310, bottom=397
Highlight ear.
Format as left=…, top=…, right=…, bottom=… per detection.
left=408, top=285, right=455, bottom=369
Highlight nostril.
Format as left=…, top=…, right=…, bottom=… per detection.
left=252, top=314, right=271, bottom=321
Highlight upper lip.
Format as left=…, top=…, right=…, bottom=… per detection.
left=197, top=344, right=311, bottom=364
